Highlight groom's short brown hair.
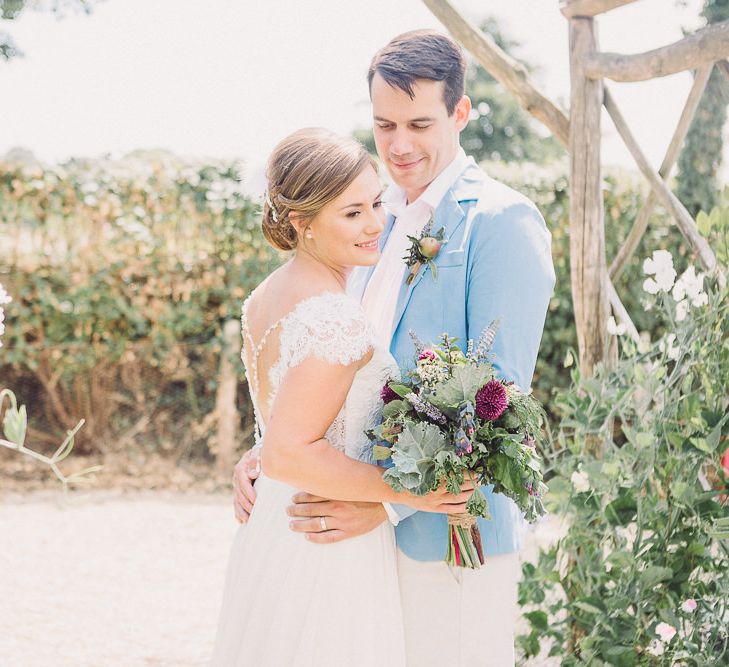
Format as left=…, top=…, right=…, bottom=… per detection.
left=367, top=30, right=466, bottom=116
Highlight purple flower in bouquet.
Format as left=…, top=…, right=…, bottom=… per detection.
left=459, top=402, right=476, bottom=437
left=455, top=428, right=473, bottom=455
left=418, top=350, right=436, bottom=362
left=475, top=379, right=509, bottom=421
left=380, top=384, right=400, bottom=405
left=405, top=392, right=447, bottom=425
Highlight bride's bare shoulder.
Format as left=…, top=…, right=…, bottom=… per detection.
left=245, top=265, right=344, bottom=324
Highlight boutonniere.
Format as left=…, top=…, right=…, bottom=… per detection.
left=403, top=217, right=446, bottom=285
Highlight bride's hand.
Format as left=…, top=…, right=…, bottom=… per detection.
left=398, top=479, right=476, bottom=514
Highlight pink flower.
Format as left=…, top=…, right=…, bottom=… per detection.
left=655, top=622, right=676, bottom=642
left=681, top=598, right=697, bottom=613
left=475, top=379, right=509, bottom=421
left=380, top=384, right=400, bottom=405
left=418, top=350, right=436, bottom=362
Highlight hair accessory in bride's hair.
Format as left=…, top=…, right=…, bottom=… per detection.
left=264, top=189, right=279, bottom=224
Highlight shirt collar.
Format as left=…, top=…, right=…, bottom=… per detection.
left=382, top=147, right=470, bottom=218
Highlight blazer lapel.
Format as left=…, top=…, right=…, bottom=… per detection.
left=389, top=190, right=466, bottom=336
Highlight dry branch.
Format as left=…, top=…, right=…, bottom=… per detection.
left=609, top=64, right=713, bottom=280
left=421, top=0, right=570, bottom=147
left=584, top=20, right=729, bottom=81
left=603, top=88, right=717, bottom=272
left=560, top=0, right=638, bottom=19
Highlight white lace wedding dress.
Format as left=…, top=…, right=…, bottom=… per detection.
left=211, top=291, right=406, bottom=666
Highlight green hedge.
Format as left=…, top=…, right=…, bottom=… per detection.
left=0, top=154, right=281, bottom=457
left=1, top=154, right=708, bottom=458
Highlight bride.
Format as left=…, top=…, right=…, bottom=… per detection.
left=211, top=128, right=473, bottom=666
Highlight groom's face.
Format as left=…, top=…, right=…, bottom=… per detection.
left=370, top=73, right=470, bottom=203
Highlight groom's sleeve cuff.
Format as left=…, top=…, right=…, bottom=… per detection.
left=382, top=502, right=418, bottom=525
left=382, top=502, right=401, bottom=526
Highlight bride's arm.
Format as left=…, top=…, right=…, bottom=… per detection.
left=261, top=354, right=471, bottom=511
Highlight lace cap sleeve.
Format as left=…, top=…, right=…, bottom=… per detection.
left=281, top=292, right=374, bottom=370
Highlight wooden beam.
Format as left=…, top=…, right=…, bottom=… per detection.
left=560, top=0, right=638, bottom=19
left=584, top=19, right=729, bottom=81
left=603, top=88, right=717, bottom=272
left=609, top=63, right=713, bottom=280
left=569, top=18, right=609, bottom=378
left=607, top=277, right=640, bottom=344
left=421, top=0, right=570, bottom=148
left=719, top=59, right=729, bottom=84
left=215, top=319, right=241, bottom=480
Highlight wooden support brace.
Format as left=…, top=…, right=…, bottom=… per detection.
left=584, top=19, right=729, bottom=81
left=603, top=88, right=717, bottom=273
left=421, top=0, right=570, bottom=148
left=719, top=59, right=729, bottom=83
left=607, top=277, right=640, bottom=344
left=560, top=0, right=638, bottom=19
left=609, top=63, right=713, bottom=280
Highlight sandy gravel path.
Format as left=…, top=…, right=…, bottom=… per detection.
left=0, top=491, right=561, bottom=667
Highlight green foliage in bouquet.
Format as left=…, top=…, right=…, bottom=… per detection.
left=373, top=327, right=548, bottom=568
left=518, top=211, right=729, bottom=664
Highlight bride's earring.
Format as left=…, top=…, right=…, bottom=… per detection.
left=305, top=231, right=313, bottom=240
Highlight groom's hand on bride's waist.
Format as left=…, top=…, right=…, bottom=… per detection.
left=287, top=494, right=388, bottom=544
left=233, top=447, right=261, bottom=524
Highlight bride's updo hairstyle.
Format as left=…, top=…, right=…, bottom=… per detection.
left=262, top=128, right=375, bottom=251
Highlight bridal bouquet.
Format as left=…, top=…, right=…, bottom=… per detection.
left=370, top=323, right=547, bottom=569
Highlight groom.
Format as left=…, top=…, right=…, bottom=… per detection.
left=234, top=30, right=554, bottom=665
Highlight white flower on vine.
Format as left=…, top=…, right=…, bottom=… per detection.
left=570, top=469, right=590, bottom=493
left=637, top=332, right=651, bottom=354
left=673, top=266, right=707, bottom=306
left=655, top=622, right=677, bottom=642
left=643, top=250, right=677, bottom=294
left=658, top=334, right=681, bottom=361
left=616, top=522, right=638, bottom=549
left=672, top=266, right=708, bottom=322
left=675, top=299, right=690, bottom=322
left=659, top=333, right=680, bottom=361
left=646, top=640, right=665, bottom=656
left=0, top=283, right=11, bottom=306
left=0, top=282, right=11, bottom=348
left=607, top=316, right=626, bottom=336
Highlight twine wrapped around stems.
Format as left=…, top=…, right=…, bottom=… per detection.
left=447, top=512, right=485, bottom=568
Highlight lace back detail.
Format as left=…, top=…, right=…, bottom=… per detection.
left=241, top=291, right=375, bottom=453
left=240, top=296, right=271, bottom=448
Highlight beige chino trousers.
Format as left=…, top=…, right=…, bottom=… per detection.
left=396, top=549, right=520, bottom=667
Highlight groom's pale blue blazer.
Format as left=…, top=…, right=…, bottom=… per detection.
left=349, top=157, right=555, bottom=561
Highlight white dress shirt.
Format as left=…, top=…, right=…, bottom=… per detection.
left=362, top=148, right=470, bottom=348
left=362, top=148, right=470, bottom=526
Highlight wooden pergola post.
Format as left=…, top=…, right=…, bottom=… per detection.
left=568, top=18, right=608, bottom=378
left=423, top=0, right=728, bottom=384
